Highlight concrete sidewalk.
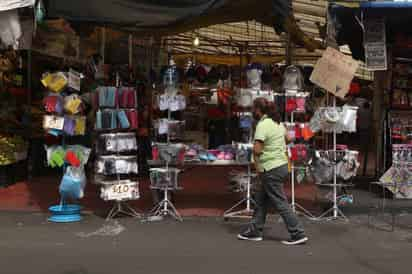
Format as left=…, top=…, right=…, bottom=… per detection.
left=0, top=212, right=412, bottom=274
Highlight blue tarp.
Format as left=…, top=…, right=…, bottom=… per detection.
left=360, top=1, right=412, bottom=9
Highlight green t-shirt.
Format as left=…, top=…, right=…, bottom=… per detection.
left=254, top=115, right=288, bottom=172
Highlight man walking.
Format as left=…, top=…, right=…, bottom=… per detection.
left=237, top=98, right=308, bottom=245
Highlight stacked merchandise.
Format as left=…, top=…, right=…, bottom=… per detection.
left=380, top=111, right=412, bottom=199
left=94, top=85, right=140, bottom=219
left=307, top=105, right=360, bottom=210
left=379, top=54, right=412, bottom=199
left=41, top=70, right=90, bottom=222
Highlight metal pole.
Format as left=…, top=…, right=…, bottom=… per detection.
left=246, top=165, right=251, bottom=211
left=27, top=49, right=32, bottom=182
left=286, top=32, right=293, bottom=66
left=101, top=27, right=106, bottom=63
left=291, top=111, right=296, bottom=212
left=128, top=34, right=133, bottom=68
left=333, top=97, right=338, bottom=218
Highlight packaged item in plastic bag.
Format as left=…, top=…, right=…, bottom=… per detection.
left=150, top=167, right=181, bottom=189
left=98, top=86, right=117, bottom=107
left=41, top=72, right=68, bottom=93
left=117, top=110, right=130, bottom=129
left=74, top=116, right=86, bottom=135
left=43, top=115, right=64, bottom=130
left=63, top=116, right=76, bottom=135
left=95, top=156, right=138, bottom=175
left=340, top=105, right=358, bottom=133
left=45, top=145, right=65, bottom=168
left=59, top=166, right=87, bottom=199
left=43, top=95, right=64, bottom=114
left=64, top=94, right=83, bottom=115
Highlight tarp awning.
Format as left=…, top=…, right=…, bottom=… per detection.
left=46, top=0, right=291, bottom=35
left=0, top=0, right=34, bottom=11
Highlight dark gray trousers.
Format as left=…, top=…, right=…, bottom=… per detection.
left=251, top=165, right=305, bottom=238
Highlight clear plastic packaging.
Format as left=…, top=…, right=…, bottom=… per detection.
left=95, top=155, right=138, bottom=175
left=149, top=167, right=181, bottom=190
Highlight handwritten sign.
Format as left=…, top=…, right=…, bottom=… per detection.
left=102, top=181, right=140, bottom=201
left=310, top=47, right=359, bottom=98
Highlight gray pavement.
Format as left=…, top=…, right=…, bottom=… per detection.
left=1, top=212, right=412, bottom=274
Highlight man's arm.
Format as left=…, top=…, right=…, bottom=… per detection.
left=253, top=140, right=264, bottom=174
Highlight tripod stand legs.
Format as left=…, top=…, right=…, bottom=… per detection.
left=314, top=206, right=348, bottom=222
left=149, top=188, right=183, bottom=222
left=106, top=201, right=141, bottom=221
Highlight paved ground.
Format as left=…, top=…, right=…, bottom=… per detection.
left=1, top=212, right=412, bottom=274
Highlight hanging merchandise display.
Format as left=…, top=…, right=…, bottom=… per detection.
left=94, top=84, right=141, bottom=220
left=156, top=94, right=186, bottom=112
left=148, top=63, right=186, bottom=222
left=311, top=150, right=360, bottom=184
left=309, top=105, right=358, bottom=134
left=45, top=145, right=91, bottom=168
left=41, top=69, right=90, bottom=223
left=309, top=50, right=360, bottom=220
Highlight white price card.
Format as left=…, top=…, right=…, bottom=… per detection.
left=103, top=182, right=140, bottom=201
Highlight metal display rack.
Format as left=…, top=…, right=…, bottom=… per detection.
left=315, top=97, right=352, bottom=221
left=94, top=78, right=141, bottom=220
left=149, top=66, right=184, bottom=221
left=223, top=164, right=256, bottom=219
left=288, top=108, right=317, bottom=219
left=223, top=94, right=256, bottom=220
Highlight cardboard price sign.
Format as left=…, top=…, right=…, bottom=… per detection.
left=105, top=182, right=140, bottom=201
left=310, top=47, right=359, bottom=98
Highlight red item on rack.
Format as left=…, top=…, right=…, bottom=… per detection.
left=348, top=82, right=360, bottom=96
left=286, top=97, right=297, bottom=113
left=127, top=110, right=138, bottom=129
left=152, top=146, right=159, bottom=160
left=65, top=150, right=81, bottom=167
left=289, top=146, right=298, bottom=161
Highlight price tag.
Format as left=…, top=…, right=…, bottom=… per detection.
left=103, top=182, right=140, bottom=201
